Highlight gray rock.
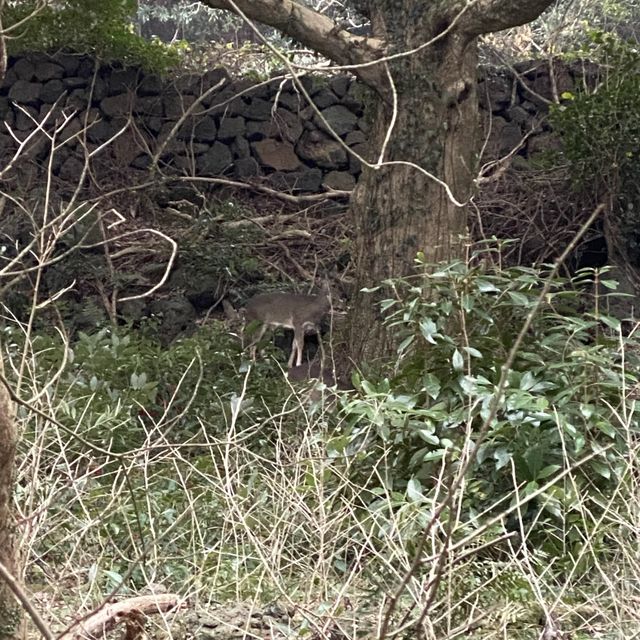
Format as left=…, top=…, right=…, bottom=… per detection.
left=231, top=136, right=251, bottom=159
left=66, top=89, right=90, bottom=111
left=12, top=58, right=35, bottom=81
left=40, top=79, right=65, bottom=103
left=217, top=116, right=246, bottom=141
left=322, top=170, right=355, bottom=191
left=134, top=96, right=164, bottom=117
left=330, top=75, right=351, bottom=98
left=142, top=116, right=163, bottom=133
left=9, top=80, right=42, bottom=104
left=0, top=96, right=10, bottom=118
left=109, top=68, right=139, bottom=95
left=148, top=296, right=197, bottom=345
left=252, top=139, right=300, bottom=171
left=316, top=104, right=358, bottom=137
left=77, top=56, right=96, bottom=78
left=245, top=97, right=273, bottom=121
left=101, top=94, right=133, bottom=117
left=34, top=62, right=64, bottom=81
left=14, top=106, right=38, bottom=131
left=274, top=90, right=302, bottom=112
left=58, top=155, right=84, bottom=180
left=479, top=73, right=513, bottom=112
left=269, top=167, right=323, bottom=192
left=63, top=77, right=87, bottom=90
left=193, top=116, right=218, bottom=142
left=234, top=157, right=260, bottom=179
left=196, top=141, right=232, bottom=174
left=53, top=53, right=81, bottom=75
left=312, top=88, right=339, bottom=109
left=345, top=130, right=367, bottom=145
left=296, top=130, right=347, bottom=169
left=138, top=74, right=163, bottom=96
left=203, top=67, right=231, bottom=92
left=506, top=106, right=529, bottom=126
left=87, top=119, right=118, bottom=143
left=164, top=92, right=196, bottom=119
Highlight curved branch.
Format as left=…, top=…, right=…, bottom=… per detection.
left=457, top=0, right=557, bottom=37
left=200, top=0, right=385, bottom=87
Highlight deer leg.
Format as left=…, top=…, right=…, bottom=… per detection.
left=250, top=323, right=268, bottom=360
left=290, top=327, right=304, bottom=367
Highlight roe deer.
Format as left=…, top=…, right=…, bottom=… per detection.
left=244, top=282, right=331, bottom=367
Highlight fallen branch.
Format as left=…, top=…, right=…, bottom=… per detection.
left=59, top=594, right=186, bottom=640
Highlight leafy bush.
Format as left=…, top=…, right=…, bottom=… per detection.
left=335, top=250, right=640, bottom=564
left=4, top=0, right=184, bottom=72
left=552, top=33, right=640, bottom=265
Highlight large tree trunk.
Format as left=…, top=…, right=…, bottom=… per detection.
left=347, top=4, right=478, bottom=364
left=0, top=368, right=21, bottom=640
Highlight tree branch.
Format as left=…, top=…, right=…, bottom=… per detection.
left=457, top=0, right=557, bottom=36
left=200, top=0, right=385, bottom=87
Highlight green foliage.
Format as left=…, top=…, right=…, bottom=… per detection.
left=336, top=250, right=640, bottom=565
left=551, top=33, right=640, bottom=264
left=4, top=0, right=184, bottom=72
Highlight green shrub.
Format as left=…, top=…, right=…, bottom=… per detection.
left=4, top=0, right=184, bottom=72
left=334, top=250, right=640, bottom=565
left=552, top=33, right=640, bottom=265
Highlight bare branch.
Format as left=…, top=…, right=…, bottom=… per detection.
left=200, top=0, right=385, bottom=87
left=457, top=0, right=557, bottom=37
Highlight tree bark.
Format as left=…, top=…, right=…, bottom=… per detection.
left=198, top=0, right=557, bottom=365
left=0, top=366, right=21, bottom=640
left=347, top=3, right=477, bottom=363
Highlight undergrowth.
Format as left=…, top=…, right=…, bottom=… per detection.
left=7, top=246, right=640, bottom=639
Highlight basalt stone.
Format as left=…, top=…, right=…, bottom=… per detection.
left=274, top=90, right=302, bottom=112
left=87, top=119, right=118, bottom=144
left=66, top=89, right=90, bottom=111
left=193, top=116, right=218, bottom=142
left=196, top=141, right=232, bottom=175
left=101, top=93, right=133, bottom=117
left=296, top=130, right=347, bottom=169
left=58, top=155, right=84, bottom=181
left=322, top=170, right=355, bottom=191
left=53, top=53, right=81, bottom=75
left=345, top=130, right=367, bottom=145
left=311, top=88, right=339, bottom=109
left=91, top=76, right=108, bottom=102
left=246, top=120, right=271, bottom=141
left=268, top=167, right=322, bottom=192
left=231, top=136, right=251, bottom=159
left=63, top=77, right=87, bottom=90
left=329, top=75, right=351, bottom=98
left=316, top=104, right=358, bottom=137
left=164, top=92, right=196, bottom=119
left=252, top=139, right=300, bottom=171
left=14, top=106, right=38, bottom=131
left=141, top=116, right=163, bottom=134
left=339, top=94, right=364, bottom=116
left=77, top=56, right=97, bottom=78
left=217, top=116, right=246, bottom=141
left=109, top=68, right=140, bottom=95
left=138, top=74, right=164, bottom=96
left=234, top=157, right=260, bottom=179
left=40, top=79, right=65, bottom=103
left=134, top=96, right=164, bottom=117
left=9, top=80, right=42, bottom=105
left=203, top=67, right=231, bottom=92
left=207, top=90, right=245, bottom=116
left=12, top=58, right=35, bottom=81
left=244, top=97, right=273, bottom=121
left=478, top=73, right=513, bottom=112
left=34, top=61, right=64, bottom=81
left=0, top=96, right=10, bottom=118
